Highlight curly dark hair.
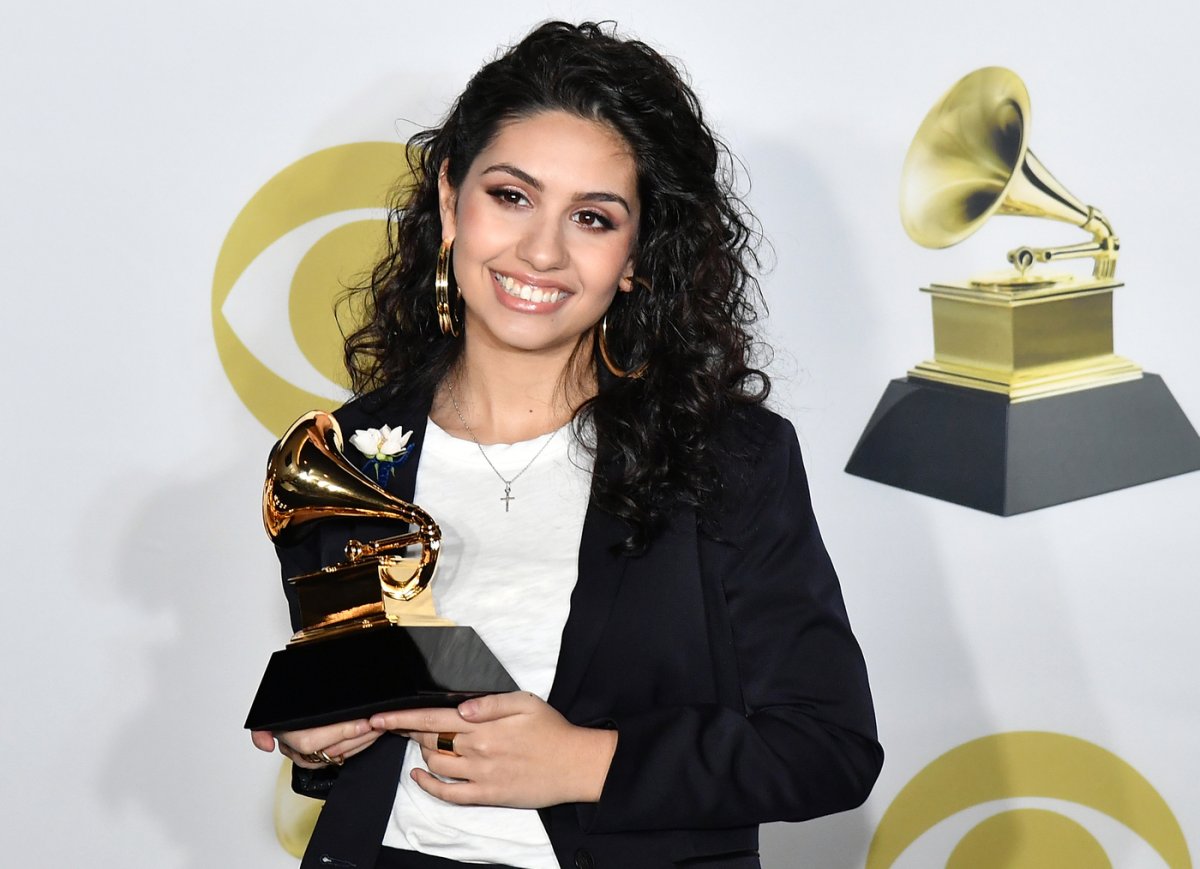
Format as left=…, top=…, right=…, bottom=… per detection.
left=344, top=20, right=770, bottom=551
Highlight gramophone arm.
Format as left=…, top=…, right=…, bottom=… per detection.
left=1007, top=207, right=1120, bottom=280
left=343, top=522, right=442, bottom=603
left=344, top=528, right=437, bottom=562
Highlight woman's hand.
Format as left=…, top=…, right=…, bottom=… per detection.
left=370, top=692, right=618, bottom=808
left=251, top=719, right=382, bottom=769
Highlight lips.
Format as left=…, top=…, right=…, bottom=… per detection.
left=492, top=271, right=569, bottom=305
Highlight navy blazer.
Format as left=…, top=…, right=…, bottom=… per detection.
left=277, top=387, right=882, bottom=869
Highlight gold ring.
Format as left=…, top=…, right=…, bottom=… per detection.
left=302, top=749, right=342, bottom=766
left=436, top=732, right=458, bottom=756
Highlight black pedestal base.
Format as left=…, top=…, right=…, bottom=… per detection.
left=845, top=373, right=1200, bottom=515
left=245, top=626, right=519, bottom=731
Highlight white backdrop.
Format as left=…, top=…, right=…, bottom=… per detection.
left=2, top=1, right=1197, bottom=866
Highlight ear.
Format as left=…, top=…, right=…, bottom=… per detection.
left=618, top=263, right=636, bottom=293
left=437, top=159, right=457, bottom=241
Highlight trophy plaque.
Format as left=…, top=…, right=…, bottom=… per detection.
left=245, top=411, right=517, bottom=732
left=846, top=67, right=1200, bottom=514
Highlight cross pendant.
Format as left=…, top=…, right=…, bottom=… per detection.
left=501, top=484, right=514, bottom=512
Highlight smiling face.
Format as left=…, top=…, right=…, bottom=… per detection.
left=438, top=111, right=641, bottom=363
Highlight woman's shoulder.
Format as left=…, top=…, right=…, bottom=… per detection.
left=716, top=402, right=797, bottom=467
left=703, top=403, right=810, bottom=536
left=331, top=383, right=433, bottom=434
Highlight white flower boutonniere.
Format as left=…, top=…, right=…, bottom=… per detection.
left=350, top=425, right=412, bottom=461
left=350, top=424, right=413, bottom=486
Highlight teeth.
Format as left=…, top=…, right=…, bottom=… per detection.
left=495, top=272, right=564, bottom=304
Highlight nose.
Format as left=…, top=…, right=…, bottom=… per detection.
left=515, top=212, right=569, bottom=272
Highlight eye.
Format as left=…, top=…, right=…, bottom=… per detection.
left=487, top=187, right=530, bottom=207
left=213, top=140, right=410, bottom=433
left=866, top=732, right=1189, bottom=869
left=221, top=209, right=381, bottom=401
left=572, top=209, right=615, bottom=231
left=880, top=800, right=1179, bottom=868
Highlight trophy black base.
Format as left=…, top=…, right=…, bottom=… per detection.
left=245, top=626, right=519, bottom=731
left=845, top=373, right=1200, bottom=515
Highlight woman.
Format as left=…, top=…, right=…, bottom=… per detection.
left=252, top=20, right=881, bottom=869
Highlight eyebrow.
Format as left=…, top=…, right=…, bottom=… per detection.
left=481, top=163, right=633, bottom=215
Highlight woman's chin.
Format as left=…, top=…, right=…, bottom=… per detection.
left=460, top=319, right=577, bottom=356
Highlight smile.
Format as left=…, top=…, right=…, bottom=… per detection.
left=493, top=271, right=568, bottom=304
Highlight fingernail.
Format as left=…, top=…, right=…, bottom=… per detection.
left=458, top=700, right=477, bottom=719
left=356, top=721, right=370, bottom=734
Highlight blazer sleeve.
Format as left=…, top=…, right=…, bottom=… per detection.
left=582, top=415, right=882, bottom=832
left=272, top=529, right=345, bottom=799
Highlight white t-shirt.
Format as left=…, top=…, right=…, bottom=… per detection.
left=380, top=418, right=593, bottom=868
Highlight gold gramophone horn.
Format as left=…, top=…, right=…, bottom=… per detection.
left=900, top=66, right=1118, bottom=280
left=263, top=411, right=440, bottom=602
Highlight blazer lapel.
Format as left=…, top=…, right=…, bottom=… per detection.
left=383, top=411, right=428, bottom=505
left=548, top=493, right=630, bottom=715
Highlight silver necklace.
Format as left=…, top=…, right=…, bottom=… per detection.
left=446, top=381, right=559, bottom=512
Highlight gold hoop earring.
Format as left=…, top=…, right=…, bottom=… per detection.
left=435, top=239, right=463, bottom=337
left=597, top=313, right=647, bottom=379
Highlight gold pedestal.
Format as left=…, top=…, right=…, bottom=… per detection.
left=908, top=278, right=1141, bottom=401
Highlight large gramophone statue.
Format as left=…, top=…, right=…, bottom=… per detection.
left=846, top=67, right=1200, bottom=514
left=245, top=411, right=516, bottom=731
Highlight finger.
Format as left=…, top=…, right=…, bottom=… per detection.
left=407, top=731, right=437, bottom=752
left=458, top=691, right=540, bottom=722
left=280, top=743, right=331, bottom=770
left=280, top=720, right=371, bottom=756
left=406, top=730, right=467, bottom=754
left=251, top=730, right=277, bottom=753
left=411, top=767, right=483, bottom=805
left=370, top=707, right=464, bottom=733
left=323, top=730, right=383, bottom=760
left=419, top=746, right=472, bottom=779
left=288, top=729, right=385, bottom=768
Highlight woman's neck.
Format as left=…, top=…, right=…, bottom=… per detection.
left=431, top=340, right=595, bottom=444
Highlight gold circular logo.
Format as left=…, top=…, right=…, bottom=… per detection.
left=212, top=142, right=412, bottom=433
left=274, top=759, right=321, bottom=858
left=867, top=731, right=1191, bottom=868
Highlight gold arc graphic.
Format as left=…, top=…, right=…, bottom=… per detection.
left=289, top=219, right=381, bottom=386
left=947, top=809, right=1110, bottom=869
left=274, top=759, right=323, bottom=858
left=211, top=141, right=413, bottom=434
left=866, top=731, right=1191, bottom=869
